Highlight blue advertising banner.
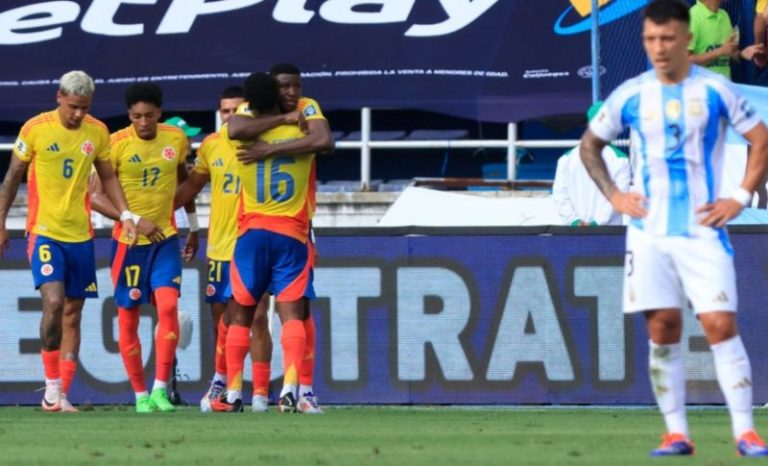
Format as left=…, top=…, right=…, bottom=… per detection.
left=0, top=1, right=649, bottom=123
left=2, top=228, right=768, bottom=406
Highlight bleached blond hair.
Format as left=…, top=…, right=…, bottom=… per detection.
left=59, top=70, right=95, bottom=97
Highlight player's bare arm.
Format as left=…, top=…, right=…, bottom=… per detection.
left=698, top=122, right=768, bottom=227
left=93, top=160, right=139, bottom=245
left=580, top=128, right=647, bottom=219
left=0, top=155, right=28, bottom=257
left=174, top=171, right=209, bottom=210
left=228, top=112, right=298, bottom=140
left=88, top=170, right=121, bottom=220
left=89, top=163, right=163, bottom=243
left=236, top=119, right=334, bottom=164
left=178, top=163, right=199, bottom=262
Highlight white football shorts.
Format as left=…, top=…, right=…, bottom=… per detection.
left=623, top=226, right=737, bottom=314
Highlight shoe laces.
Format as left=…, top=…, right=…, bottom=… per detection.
left=660, top=433, right=690, bottom=447
left=42, top=381, right=61, bottom=401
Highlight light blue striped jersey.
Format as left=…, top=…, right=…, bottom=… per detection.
left=590, top=65, right=761, bottom=239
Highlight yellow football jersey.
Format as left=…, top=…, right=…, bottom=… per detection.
left=194, top=130, right=239, bottom=261
left=296, top=97, right=324, bottom=219
left=233, top=96, right=325, bottom=220
left=13, top=110, right=110, bottom=242
left=110, top=123, right=187, bottom=245
left=233, top=123, right=314, bottom=243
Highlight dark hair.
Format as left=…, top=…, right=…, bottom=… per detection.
left=270, top=63, right=301, bottom=77
left=124, top=83, right=163, bottom=108
left=220, top=85, right=244, bottom=100
left=644, top=0, right=689, bottom=25
left=243, top=73, right=279, bottom=113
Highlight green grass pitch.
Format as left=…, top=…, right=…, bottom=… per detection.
left=0, top=406, right=762, bottom=465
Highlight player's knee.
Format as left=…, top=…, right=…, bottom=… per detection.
left=700, top=314, right=738, bottom=343
left=42, top=294, right=65, bottom=313
left=646, top=314, right=681, bottom=342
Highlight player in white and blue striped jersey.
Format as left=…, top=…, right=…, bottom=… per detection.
left=580, top=0, right=768, bottom=458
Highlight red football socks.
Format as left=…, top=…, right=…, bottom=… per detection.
left=153, top=287, right=179, bottom=383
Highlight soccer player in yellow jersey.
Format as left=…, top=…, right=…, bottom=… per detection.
left=0, top=70, right=137, bottom=412
left=174, top=86, right=253, bottom=412
left=91, top=83, right=198, bottom=413
left=228, top=63, right=333, bottom=414
left=209, top=73, right=315, bottom=413
left=217, top=86, right=246, bottom=127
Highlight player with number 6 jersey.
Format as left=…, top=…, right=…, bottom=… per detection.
left=0, top=70, right=137, bottom=413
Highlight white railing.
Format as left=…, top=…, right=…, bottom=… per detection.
left=331, top=107, right=628, bottom=190
left=0, top=107, right=626, bottom=191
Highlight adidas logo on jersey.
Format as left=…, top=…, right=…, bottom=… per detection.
left=128, top=154, right=142, bottom=163
left=84, top=282, right=98, bottom=292
left=47, top=143, right=60, bottom=152
left=213, top=158, right=224, bottom=167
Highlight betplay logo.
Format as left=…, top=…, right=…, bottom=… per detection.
left=0, top=0, right=500, bottom=45
left=554, top=0, right=648, bottom=35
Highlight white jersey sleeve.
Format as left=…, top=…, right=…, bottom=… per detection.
left=589, top=77, right=642, bottom=142
left=718, top=81, right=762, bottom=135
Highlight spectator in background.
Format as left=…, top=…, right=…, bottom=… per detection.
left=688, top=0, right=763, bottom=79
left=753, top=0, right=768, bottom=68
left=552, top=101, right=630, bottom=226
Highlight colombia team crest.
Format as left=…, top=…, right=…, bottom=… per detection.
left=129, top=288, right=142, bottom=300
left=162, top=146, right=177, bottom=161
left=81, top=140, right=94, bottom=156
left=40, top=264, right=54, bottom=276
left=206, top=284, right=216, bottom=297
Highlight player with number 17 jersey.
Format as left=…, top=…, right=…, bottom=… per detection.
left=110, top=124, right=187, bottom=247
left=109, top=122, right=187, bottom=308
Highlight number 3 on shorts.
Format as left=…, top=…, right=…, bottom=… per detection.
left=626, top=250, right=634, bottom=277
